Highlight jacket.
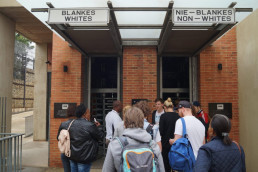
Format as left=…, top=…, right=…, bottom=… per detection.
left=194, top=137, right=246, bottom=172
left=68, top=118, right=105, bottom=164
left=102, top=128, right=165, bottom=172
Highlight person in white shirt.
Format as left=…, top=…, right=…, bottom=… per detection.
left=105, top=100, right=123, bottom=145
left=152, top=98, right=165, bottom=125
left=169, top=100, right=205, bottom=159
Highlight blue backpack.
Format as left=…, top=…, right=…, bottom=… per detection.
left=116, top=137, right=158, bottom=172
left=168, top=118, right=196, bottom=172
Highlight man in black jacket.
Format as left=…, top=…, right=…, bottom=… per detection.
left=69, top=104, right=105, bottom=172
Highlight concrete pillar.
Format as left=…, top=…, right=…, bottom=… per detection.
left=0, top=13, right=15, bottom=133
left=33, top=43, right=47, bottom=140
left=237, top=9, right=258, bottom=171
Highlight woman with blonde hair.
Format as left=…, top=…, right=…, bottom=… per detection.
left=159, top=98, right=180, bottom=172
left=102, top=107, right=165, bottom=172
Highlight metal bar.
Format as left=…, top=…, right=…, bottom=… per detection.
left=228, top=2, right=237, bottom=8
left=235, top=8, right=253, bottom=12
left=158, top=20, right=174, bottom=55
left=0, top=139, right=2, bottom=172
left=3, top=139, right=5, bottom=172
left=87, top=57, right=91, bottom=110
left=189, top=56, right=193, bottom=102
left=4, top=97, right=6, bottom=133
left=122, top=41, right=158, bottom=46
left=122, top=38, right=159, bottom=41
left=8, top=138, right=12, bottom=172
left=159, top=1, right=174, bottom=44
left=1, top=97, right=2, bottom=133
left=112, top=7, right=169, bottom=11
left=20, top=136, right=22, bottom=171
left=192, top=24, right=236, bottom=57
left=162, top=88, right=189, bottom=93
left=107, top=1, right=122, bottom=55
left=14, top=137, right=16, bottom=172
left=91, top=89, right=117, bottom=93
left=31, top=8, right=49, bottom=12
left=160, top=56, right=163, bottom=98
left=117, top=57, right=120, bottom=101
left=46, top=2, right=55, bottom=8
left=118, top=25, right=163, bottom=29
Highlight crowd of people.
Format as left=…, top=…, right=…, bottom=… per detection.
left=57, top=98, right=246, bottom=172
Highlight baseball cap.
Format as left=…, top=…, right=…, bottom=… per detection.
left=178, top=100, right=191, bottom=109
left=193, top=101, right=201, bottom=107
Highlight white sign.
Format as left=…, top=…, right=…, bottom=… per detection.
left=217, top=104, right=224, bottom=110
left=48, top=8, right=109, bottom=24
left=62, top=104, right=69, bottom=110
left=173, top=8, right=235, bottom=23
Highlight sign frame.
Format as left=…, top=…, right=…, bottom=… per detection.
left=172, top=8, right=236, bottom=24
left=48, top=8, right=110, bottom=24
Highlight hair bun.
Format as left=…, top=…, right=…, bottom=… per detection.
left=167, top=98, right=172, bottom=102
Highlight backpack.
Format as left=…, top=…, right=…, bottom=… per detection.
left=168, top=118, right=195, bottom=172
left=116, top=137, right=159, bottom=172
left=146, top=124, right=154, bottom=139
left=58, top=119, right=75, bottom=157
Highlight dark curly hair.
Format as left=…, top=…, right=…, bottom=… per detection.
left=134, top=100, right=151, bottom=118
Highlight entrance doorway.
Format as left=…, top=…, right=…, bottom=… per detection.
left=160, top=57, right=190, bottom=104
left=88, top=57, right=120, bottom=156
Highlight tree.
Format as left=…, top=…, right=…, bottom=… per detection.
left=13, top=33, right=34, bottom=80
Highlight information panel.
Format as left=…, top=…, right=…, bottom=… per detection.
left=48, top=8, right=109, bottom=24
left=208, top=103, right=232, bottom=119
left=54, top=103, right=77, bottom=118
left=173, top=8, right=235, bottom=23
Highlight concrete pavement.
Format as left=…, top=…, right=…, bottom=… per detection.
left=12, top=111, right=103, bottom=172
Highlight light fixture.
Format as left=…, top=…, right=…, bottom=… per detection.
left=64, top=65, right=68, bottom=72
left=218, top=64, right=222, bottom=70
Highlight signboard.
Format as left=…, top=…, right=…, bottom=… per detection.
left=173, top=8, right=235, bottom=23
left=54, top=103, right=77, bottom=118
left=48, top=8, right=109, bottom=24
left=208, top=103, right=232, bottom=119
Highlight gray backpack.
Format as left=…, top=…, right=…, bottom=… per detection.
left=116, top=137, right=159, bottom=172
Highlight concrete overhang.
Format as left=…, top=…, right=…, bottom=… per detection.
left=0, top=1, right=52, bottom=43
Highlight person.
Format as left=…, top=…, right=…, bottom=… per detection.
left=102, top=107, right=165, bottom=172
left=57, top=105, right=76, bottom=172
left=152, top=98, right=165, bottom=124
left=114, top=101, right=162, bottom=151
left=113, top=105, right=131, bottom=137
left=169, top=100, right=205, bottom=159
left=194, top=114, right=246, bottom=172
left=69, top=104, right=105, bottom=172
left=105, top=100, right=123, bottom=145
left=159, top=98, right=180, bottom=172
left=134, top=100, right=162, bottom=151
left=193, top=101, right=209, bottom=140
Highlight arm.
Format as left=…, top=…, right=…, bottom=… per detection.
left=240, top=146, right=246, bottom=172
left=203, top=137, right=206, bottom=145
left=194, top=147, right=212, bottom=172
left=169, top=134, right=182, bottom=145
left=88, top=123, right=105, bottom=141
left=159, top=115, right=165, bottom=137
left=102, top=143, right=116, bottom=172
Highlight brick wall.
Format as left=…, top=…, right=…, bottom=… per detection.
left=49, top=33, right=84, bottom=167
left=199, top=28, right=239, bottom=141
left=123, top=47, right=157, bottom=121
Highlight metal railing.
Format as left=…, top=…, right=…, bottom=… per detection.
left=0, top=133, right=24, bottom=172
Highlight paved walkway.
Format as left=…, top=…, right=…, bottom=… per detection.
left=12, top=111, right=103, bottom=172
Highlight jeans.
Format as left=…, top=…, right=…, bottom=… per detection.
left=70, top=160, right=92, bottom=172
left=61, top=153, right=71, bottom=172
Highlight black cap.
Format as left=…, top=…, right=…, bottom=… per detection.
left=178, top=100, right=191, bottom=109
left=193, top=101, right=201, bottom=107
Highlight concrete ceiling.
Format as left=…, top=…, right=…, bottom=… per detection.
left=0, top=6, right=52, bottom=43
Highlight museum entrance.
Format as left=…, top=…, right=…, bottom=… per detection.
left=161, top=57, right=191, bottom=106
left=88, top=57, right=120, bottom=156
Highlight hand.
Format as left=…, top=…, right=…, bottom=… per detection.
left=169, top=138, right=175, bottom=145
left=95, top=121, right=101, bottom=127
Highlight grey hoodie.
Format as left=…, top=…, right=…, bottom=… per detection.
left=102, top=128, right=165, bottom=172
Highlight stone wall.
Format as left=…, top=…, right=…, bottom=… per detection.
left=12, top=68, right=34, bottom=109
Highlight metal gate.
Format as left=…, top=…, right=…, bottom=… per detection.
left=91, top=91, right=117, bottom=156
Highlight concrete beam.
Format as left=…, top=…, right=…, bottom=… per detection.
left=0, top=13, right=15, bottom=133
left=33, top=43, right=47, bottom=141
